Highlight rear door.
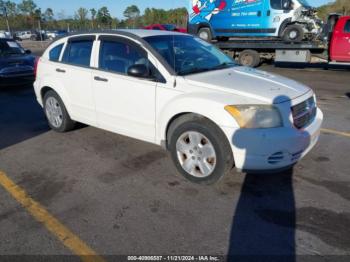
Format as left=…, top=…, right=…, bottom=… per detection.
left=58, top=36, right=96, bottom=125
left=331, top=18, right=350, bottom=62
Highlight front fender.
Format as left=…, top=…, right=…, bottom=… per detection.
left=156, top=92, right=240, bottom=144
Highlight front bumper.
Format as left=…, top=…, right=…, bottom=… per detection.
left=222, top=108, right=323, bottom=172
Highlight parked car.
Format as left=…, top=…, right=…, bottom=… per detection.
left=0, top=38, right=35, bottom=86
left=0, top=31, right=11, bottom=39
left=16, top=31, right=34, bottom=41
left=188, top=0, right=323, bottom=42
left=143, top=24, right=187, bottom=33
left=47, top=30, right=68, bottom=40
left=29, top=31, right=47, bottom=41
left=34, top=30, right=323, bottom=184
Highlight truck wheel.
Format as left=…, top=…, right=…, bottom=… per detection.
left=198, top=28, right=212, bottom=42
left=282, top=24, right=304, bottom=42
left=238, top=50, right=261, bottom=67
left=167, top=114, right=234, bottom=184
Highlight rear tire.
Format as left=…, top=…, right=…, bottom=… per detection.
left=43, top=90, right=76, bottom=133
left=198, top=27, right=212, bottom=42
left=282, top=24, right=304, bottom=42
left=167, top=114, right=234, bottom=184
left=238, top=50, right=261, bottom=67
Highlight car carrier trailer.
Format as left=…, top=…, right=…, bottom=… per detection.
left=214, top=39, right=326, bottom=67
left=210, top=15, right=350, bottom=67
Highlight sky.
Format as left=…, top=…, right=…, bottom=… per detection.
left=12, top=0, right=334, bottom=19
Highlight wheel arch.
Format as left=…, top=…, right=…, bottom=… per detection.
left=157, top=94, right=240, bottom=149
left=191, top=22, right=216, bottom=38
left=278, top=18, right=293, bottom=37
left=38, top=79, right=73, bottom=117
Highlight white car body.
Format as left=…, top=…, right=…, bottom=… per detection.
left=34, top=30, right=323, bottom=172
left=0, top=31, right=11, bottom=39
left=17, top=31, right=33, bottom=40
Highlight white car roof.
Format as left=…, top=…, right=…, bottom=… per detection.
left=58, top=29, right=187, bottom=41
left=118, top=29, right=187, bottom=38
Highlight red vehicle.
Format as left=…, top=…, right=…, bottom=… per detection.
left=329, top=16, right=350, bottom=63
left=143, top=24, right=187, bottom=33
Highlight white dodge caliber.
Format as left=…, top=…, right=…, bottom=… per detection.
left=34, top=30, right=323, bottom=184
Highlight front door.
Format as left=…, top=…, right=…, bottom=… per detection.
left=93, top=36, right=157, bottom=143
left=333, top=19, right=350, bottom=62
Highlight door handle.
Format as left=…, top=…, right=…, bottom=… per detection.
left=267, top=10, right=271, bottom=16
left=56, top=68, right=66, bottom=73
left=94, top=76, right=108, bottom=82
left=257, top=11, right=261, bottom=17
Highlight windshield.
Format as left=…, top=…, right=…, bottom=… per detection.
left=296, top=0, right=311, bottom=7
left=143, top=35, right=236, bottom=76
left=0, top=40, right=25, bottom=56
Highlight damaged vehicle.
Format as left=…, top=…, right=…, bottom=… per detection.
left=187, top=0, right=323, bottom=42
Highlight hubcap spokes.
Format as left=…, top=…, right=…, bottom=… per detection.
left=45, top=97, right=63, bottom=128
left=176, top=131, right=217, bottom=178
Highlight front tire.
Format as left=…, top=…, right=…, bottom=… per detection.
left=167, top=114, right=234, bottom=184
left=282, top=24, right=304, bottom=42
left=43, top=90, right=76, bottom=132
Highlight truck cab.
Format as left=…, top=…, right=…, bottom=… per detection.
left=329, top=16, right=350, bottom=63
left=188, top=0, right=322, bottom=42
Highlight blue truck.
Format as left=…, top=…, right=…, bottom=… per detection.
left=188, top=0, right=322, bottom=42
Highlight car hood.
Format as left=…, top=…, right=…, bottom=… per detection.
left=183, top=66, right=311, bottom=104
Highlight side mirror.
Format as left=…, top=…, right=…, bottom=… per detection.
left=127, top=64, right=152, bottom=79
left=25, top=49, right=32, bottom=54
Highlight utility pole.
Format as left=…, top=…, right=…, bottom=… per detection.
left=2, top=7, right=11, bottom=35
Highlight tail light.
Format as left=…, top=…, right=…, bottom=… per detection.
left=34, top=57, right=40, bottom=79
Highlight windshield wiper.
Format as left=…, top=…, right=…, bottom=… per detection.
left=211, top=62, right=236, bottom=71
left=177, top=67, right=212, bottom=76
left=178, top=62, right=236, bottom=76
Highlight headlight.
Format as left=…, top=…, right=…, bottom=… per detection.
left=225, top=105, right=283, bottom=129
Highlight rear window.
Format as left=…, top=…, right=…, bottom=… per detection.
left=49, top=44, right=64, bottom=62
left=345, top=20, right=350, bottom=33
left=0, top=40, right=25, bottom=56
left=62, top=40, right=93, bottom=67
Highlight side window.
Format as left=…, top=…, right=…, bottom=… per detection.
left=49, top=44, right=64, bottom=62
left=345, top=20, right=350, bottom=33
left=271, top=0, right=282, bottom=10
left=99, top=40, right=148, bottom=75
left=62, top=40, right=93, bottom=67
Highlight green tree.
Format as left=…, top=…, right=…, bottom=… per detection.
left=75, top=7, right=88, bottom=29
left=96, top=6, right=112, bottom=28
left=44, top=7, right=53, bottom=21
left=18, top=0, right=36, bottom=15
left=123, top=5, right=140, bottom=28
left=317, top=0, right=350, bottom=20
left=90, top=8, right=96, bottom=29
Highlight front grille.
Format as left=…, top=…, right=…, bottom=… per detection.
left=292, top=97, right=317, bottom=129
left=268, top=152, right=285, bottom=164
